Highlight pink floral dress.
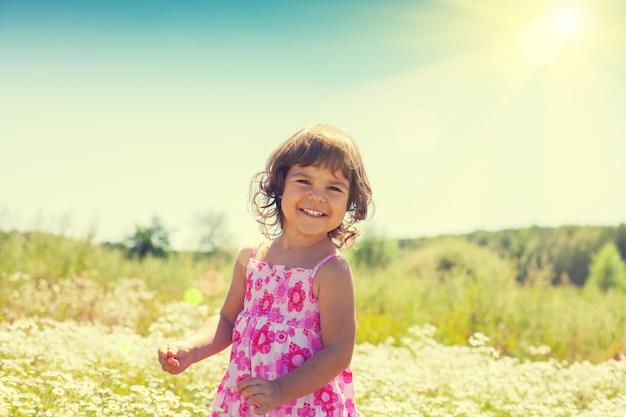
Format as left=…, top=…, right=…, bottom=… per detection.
left=211, top=249, right=360, bottom=417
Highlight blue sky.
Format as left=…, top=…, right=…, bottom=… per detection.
left=2, top=0, right=625, bottom=249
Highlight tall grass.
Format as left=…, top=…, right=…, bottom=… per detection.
left=2, top=229, right=626, bottom=416
left=351, top=237, right=626, bottom=363
left=2, top=230, right=625, bottom=363
left=0, top=230, right=233, bottom=297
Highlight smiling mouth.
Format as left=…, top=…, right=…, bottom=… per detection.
left=301, top=208, right=325, bottom=217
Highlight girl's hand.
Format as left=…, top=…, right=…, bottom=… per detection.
left=157, top=342, right=194, bottom=375
left=236, top=377, right=283, bottom=415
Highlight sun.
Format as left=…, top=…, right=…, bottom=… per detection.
left=556, top=9, right=580, bottom=33
left=516, top=6, right=584, bottom=65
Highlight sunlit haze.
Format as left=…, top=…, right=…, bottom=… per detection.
left=1, top=0, right=625, bottom=250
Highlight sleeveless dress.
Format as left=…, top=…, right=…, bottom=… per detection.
left=210, top=248, right=360, bottom=417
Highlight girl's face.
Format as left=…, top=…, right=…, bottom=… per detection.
left=280, top=164, right=350, bottom=240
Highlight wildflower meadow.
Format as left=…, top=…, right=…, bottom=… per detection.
left=1, top=230, right=626, bottom=416
left=2, top=274, right=625, bottom=416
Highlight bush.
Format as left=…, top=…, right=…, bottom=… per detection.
left=126, top=217, right=171, bottom=259
left=586, top=242, right=626, bottom=292
left=353, top=233, right=398, bottom=269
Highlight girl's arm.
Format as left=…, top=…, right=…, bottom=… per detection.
left=158, top=247, right=250, bottom=374
left=237, top=256, right=357, bottom=412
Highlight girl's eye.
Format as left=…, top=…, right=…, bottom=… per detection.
left=296, top=179, right=310, bottom=185
left=328, top=186, right=342, bottom=192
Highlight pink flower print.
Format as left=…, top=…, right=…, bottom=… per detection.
left=216, top=376, right=228, bottom=392
left=279, top=342, right=311, bottom=372
left=275, top=281, right=288, bottom=303
left=345, top=398, right=357, bottom=414
left=211, top=402, right=229, bottom=416
left=233, top=349, right=249, bottom=371
left=236, top=373, right=252, bottom=384
left=288, top=281, right=306, bottom=312
left=275, top=330, right=289, bottom=345
left=303, top=310, right=321, bottom=332
left=251, top=323, right=275, bottom=356
left=254, top=360, right=271, bottom=378
left=259, top=290, right=274, bottom=315
left=238, top=401, right=251, bottom=415
left=267, top=307, right=285, bottom=323
left=308, top=277, right=317, bottom=302
left=254, top=276, right=263, bottom=292
left=341, top=370, right=353, bottom=384
left=314, top=385, right=339, bottom=414
left=310, top=336, right=323, bottom=352
left=284, top=270, right=292, bottom=280
left=231, top=328, right=242, bottom=345
left=297, top=403, right=316, bottom=417
left=281, top=404, right=294, bottom=415
left=240, top=321, right=254, bottom=341
left=246, top=273, right=253, bottom=301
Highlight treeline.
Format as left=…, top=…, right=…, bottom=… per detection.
left=399, top=224, right=626, bottom=287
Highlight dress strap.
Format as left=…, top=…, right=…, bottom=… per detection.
left=312, top=253, right=339, bottom=275
left=249, top=245, right=259, bottom=260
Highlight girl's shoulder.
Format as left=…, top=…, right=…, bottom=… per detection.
left=312, top=254, right=353, bottom=297
left=315, top=253, right=351, bottom=276
left=235, top=245, right=258, bottom=268
left=251, top=237, right=348, bottom=271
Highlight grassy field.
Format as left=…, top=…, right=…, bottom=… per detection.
left=1, top=231, right=626, bottom=416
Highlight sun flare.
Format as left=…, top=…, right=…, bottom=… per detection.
left=516, top=6, right=584, bottom=65
left=557, top=9, right=580, bottom=33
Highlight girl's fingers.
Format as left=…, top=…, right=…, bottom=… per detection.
left=236, top=380, right=276, bottom=414
left=253, top=403, right=268, bottom=415
left=160, top=357, right=180, bottom=372
left=252, top=395, right=273, bottom=415
left=246, top=393, right=264, bottom=411
left=235, top=377, right=255, bottom=392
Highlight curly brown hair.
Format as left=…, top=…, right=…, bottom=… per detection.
left=250, top=124, right=373, bottom=248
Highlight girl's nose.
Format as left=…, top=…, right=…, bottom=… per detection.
left=308, top=188, right=325, bottom=202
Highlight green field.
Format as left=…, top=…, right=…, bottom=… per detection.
left=1, top=230, right=625, bottom=416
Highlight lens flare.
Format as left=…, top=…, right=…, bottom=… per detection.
left=184, top=287, right=203, bottom=305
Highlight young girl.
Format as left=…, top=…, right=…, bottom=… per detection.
left=158, top=124, right=373, bottom=416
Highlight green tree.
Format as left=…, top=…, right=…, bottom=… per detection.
left=408, top=237, right=517, bottom=341
left=353, top=231, right=398, bottom=269
left=549, top=226, right=607, bottom=286
left=586, top=242, right=626, bottom=292
left=615, top=223, right=626, bottom=260
left=126, top=216, right=171, bottom=259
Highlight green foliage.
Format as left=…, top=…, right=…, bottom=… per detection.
left=586, top=242, right=626, bottom=292
left=0, top=229, right=235, bottom=308
left=465, top=225, right=615, bottom=286
left=410, top=237, right=516, bottom=289
left=126, top=216, right=171, bottom=259
left=406, top=237, right=517, bottom=345
left=353, top=232, right=398, bottom=269
left=2, top=226, right=626, bottom=416
left=354, top=233, right=626, bottom=363
left=615, top=223, right=626, bottom=260
left=0, top=230, right=101, bottom=280
left=3, top=226, right=626, bottom=364
left=548, top=226, right=608, bottom=286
